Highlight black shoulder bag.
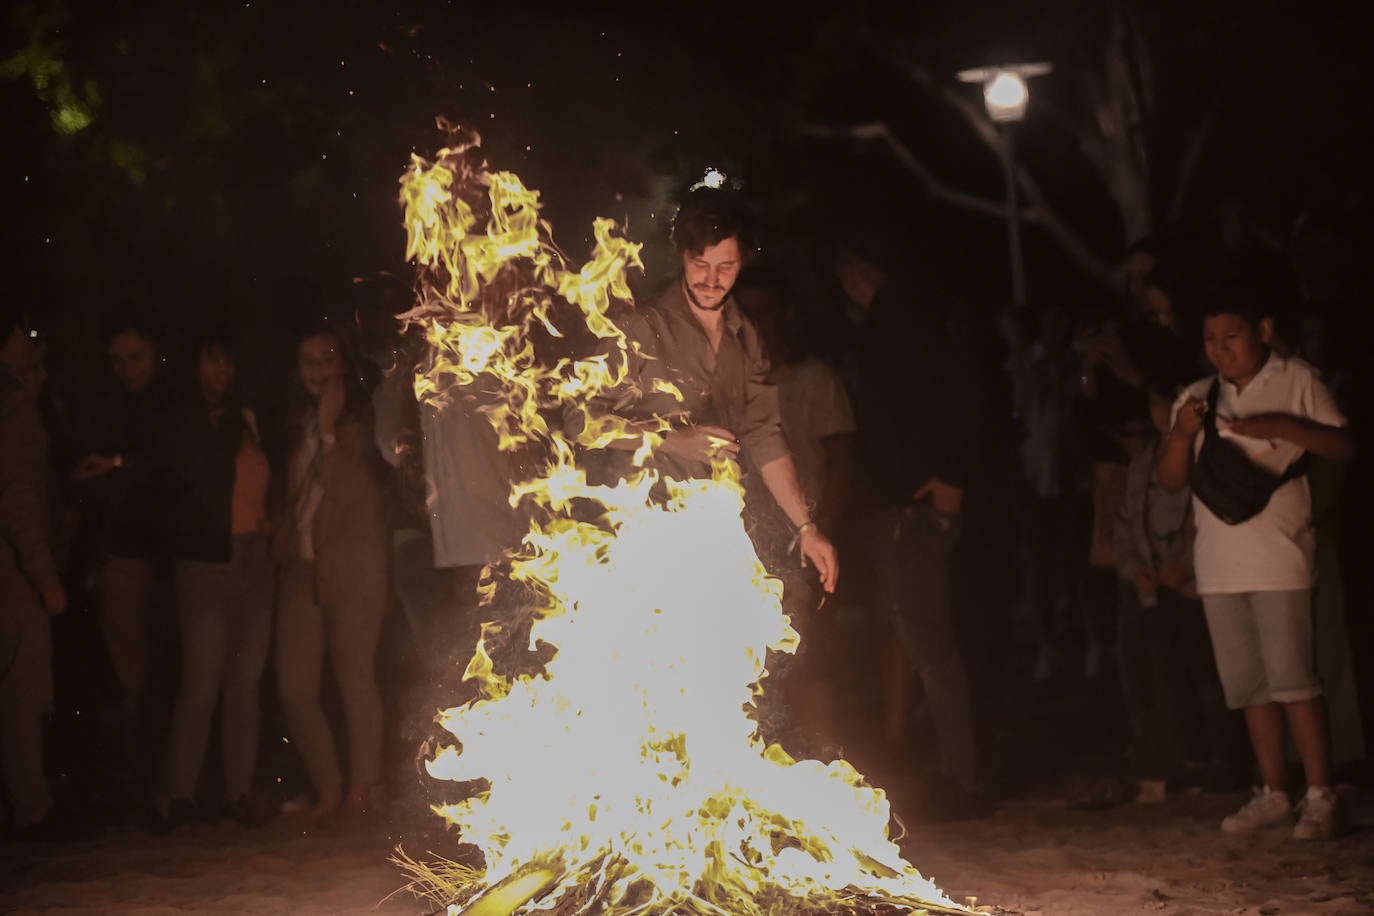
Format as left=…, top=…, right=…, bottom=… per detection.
left=1189, top=379, right=1306, bottom=525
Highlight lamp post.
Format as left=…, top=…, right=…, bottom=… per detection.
left=957, top=63, right=1052, bottom=309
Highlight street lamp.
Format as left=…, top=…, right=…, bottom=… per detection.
left=957, top=62, right=1052, bottom=309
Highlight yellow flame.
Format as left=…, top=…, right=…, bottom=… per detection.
left=399, top=123, right=969, bottom=915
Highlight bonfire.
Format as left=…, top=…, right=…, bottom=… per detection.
left=393, top=121, right=973, bottom=916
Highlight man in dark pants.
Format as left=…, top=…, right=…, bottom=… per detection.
left=837, top=249, right=989, bottom=820
left=71, top=316, right=171, bottom=804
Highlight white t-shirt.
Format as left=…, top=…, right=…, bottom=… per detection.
left=1172, top=355, right=1346, bottom=595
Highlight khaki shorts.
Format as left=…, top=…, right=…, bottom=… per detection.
left=1201, top=589, right=1320, bottom=709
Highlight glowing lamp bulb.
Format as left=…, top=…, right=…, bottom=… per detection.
left=984, top=71, right=1029, bottom=122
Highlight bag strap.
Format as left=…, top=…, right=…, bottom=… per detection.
left=1203, top=379, right=1221, bottom=437
left=1278, top=452, right=1309, bottom=483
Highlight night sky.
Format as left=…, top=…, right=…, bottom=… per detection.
left=3, top=0, right=1371, bottom=365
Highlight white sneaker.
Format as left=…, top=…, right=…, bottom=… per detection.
left=1293, top=786, right=1338, bottom=841
left=1221, top=787, right=1292, bottom=833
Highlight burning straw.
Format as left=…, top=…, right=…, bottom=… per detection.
left=393, top=121, right=972, bottom=916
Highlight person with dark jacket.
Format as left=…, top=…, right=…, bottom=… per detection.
left=71, top=317, right=171, bottom=797
left=1, top=311, right=69, bottom=835
left=153, top=334, right=273, bottom=830
left=836, top=249, right=988, bottom=818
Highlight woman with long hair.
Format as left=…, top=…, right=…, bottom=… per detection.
left=155, top=332, right=274, bottom=829
left=274, top=325, right=390, bottom=821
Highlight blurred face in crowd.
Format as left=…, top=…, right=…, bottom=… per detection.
left=1, top=326, right=46, bottom=402
left=681, top=236, right=742, bottom=312
left=298, top=332, right=343, bottom=401
left=1203, top=313, right=1271, bottom=386
left=834, top=254, right=886, bottom=313
left=108, top=329, right=158, bottom=392
left=1142, top=286, right=1176, bottom=330
left=196, top=344, right=236, bottom=404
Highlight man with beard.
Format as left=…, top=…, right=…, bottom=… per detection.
left=571, top=186, right=837, bottom=593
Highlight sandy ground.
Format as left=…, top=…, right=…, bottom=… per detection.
left=2, top=790, right=1371, bottom=915
left=909, top=791, right=1374, bottom=916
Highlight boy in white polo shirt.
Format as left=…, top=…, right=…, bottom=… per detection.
left=1158, top=272, right=1353, bottom=840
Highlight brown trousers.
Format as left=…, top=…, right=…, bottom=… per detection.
left=275, top=557, right=389, bottom=799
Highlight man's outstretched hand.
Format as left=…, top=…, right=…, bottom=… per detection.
left=661, top=425, right=740, bottom=464
left=800, top=526, right=839, bottom=593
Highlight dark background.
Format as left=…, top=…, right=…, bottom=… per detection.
left=4, top=0, right=1371, bottom=357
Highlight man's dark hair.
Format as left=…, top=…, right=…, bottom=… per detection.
left=102, top=309, right=157, bottom=349
left=192, top=327, right=238, bottom=363
left=671, top=188, right=756, bottom=256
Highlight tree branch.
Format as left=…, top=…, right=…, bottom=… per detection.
left=885, top=61, right=1118, bottom=286
left=1037, top=95, right=1116, bottom=190
left=801, top=121, right=1007, bottom=219
left=1166, top=121, right=1210, bottom=222
left=802, top=121, right=1117, bottom=288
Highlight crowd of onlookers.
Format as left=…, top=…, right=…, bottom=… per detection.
left=1, top=199, right=1371, bottom=844
left=993, top=216, right=1370, bottom=839
left=1, top=315, right=414, bottom=838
